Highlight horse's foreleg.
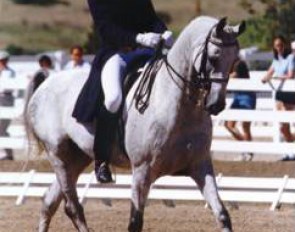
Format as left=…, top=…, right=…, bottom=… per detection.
left=128, top=166, right=152, bottom=232
left=191, top=158, right=232, bottom=232
left=38, top=180, right=62, bottom=232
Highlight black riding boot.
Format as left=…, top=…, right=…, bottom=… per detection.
left=94, top=107, right=118, bottom=183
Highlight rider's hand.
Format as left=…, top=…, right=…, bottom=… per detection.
left=136, top=32, right=161, bottom=48
left=162, top=30, right=174, bottom=48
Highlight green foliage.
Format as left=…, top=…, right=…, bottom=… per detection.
left=11, top=0, right=61, bottom=5
left=5, top=44, right=24, bottom=55
left=239, top=0, right=295, bottom=49
left=84, top=24, right=101, bottom=54
left=0, top=23, right=88, bottom=53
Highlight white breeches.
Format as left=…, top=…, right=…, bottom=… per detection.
left=101, top=54, right=126, bottom=113
left=101, top=48, right=154, bottom=113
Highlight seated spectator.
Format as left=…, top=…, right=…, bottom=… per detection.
left=225, top=58, right=256, bottom=161
left=0, top=50, right=16, bottom=161
left=64, top=45, right=91, bottom=70
left=262, top=35, right=295, bottom=161
left=292, top=40, right=295, bottom=55
left=32, top=55, right=54, bottom=91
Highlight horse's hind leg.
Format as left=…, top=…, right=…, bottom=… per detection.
left=45, top=140, right=91, bottom=232
left=38, top=152, right=91, bottom=232
left=128, top=166, right=152, bottom=232
left=38, top=180, right=62, bottom=232
left=191, top=158, right=232, bottom=232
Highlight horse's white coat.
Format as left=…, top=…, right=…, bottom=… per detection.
left=26, top=16, right=242, bottom=232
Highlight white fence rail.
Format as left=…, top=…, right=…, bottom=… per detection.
left=1, top=71, right=295, bottom=157
left=0, top=171, right=294, bottom=210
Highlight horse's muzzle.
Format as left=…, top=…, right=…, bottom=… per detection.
left=207, top=102, right=225, bottom=115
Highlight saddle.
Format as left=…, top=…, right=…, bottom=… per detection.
left=97, top=52, right=163, bottom=166
left=116, top=54, right=152, bottom=157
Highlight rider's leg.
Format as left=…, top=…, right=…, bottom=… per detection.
left=101, top=54, right=126, bottom=113
left=94, top=54, right=126, bottom=183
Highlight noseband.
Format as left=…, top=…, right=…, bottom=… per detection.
left=163, top=23, right=239, bottom=104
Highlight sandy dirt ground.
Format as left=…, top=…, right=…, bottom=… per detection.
left=1, top=160, right=295, bottom=231
left=0, top=199, right=294, bottom=232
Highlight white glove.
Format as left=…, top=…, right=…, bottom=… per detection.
left=136, top=32, right=161, bottom=48
left=162, top=30, right=174, bottom=48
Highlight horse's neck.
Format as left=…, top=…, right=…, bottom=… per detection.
left=157, top=30, right=191, bottom=99
left=151, top=30, right=201, bottom=127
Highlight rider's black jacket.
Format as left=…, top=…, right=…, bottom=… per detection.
left=72, top=0, right=166, bottom=122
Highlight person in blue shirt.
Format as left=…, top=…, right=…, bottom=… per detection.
left=225, top=58, right=256, bottom=161
left=262, top=35, right=295, bottom=161
left=72, top=0, right=173, bottom=182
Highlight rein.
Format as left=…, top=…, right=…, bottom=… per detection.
left=134, top=23, right=238, bottom=113
left=161, top=23, right=239, bottom=105
left=164, top=24, right=237, bottom=92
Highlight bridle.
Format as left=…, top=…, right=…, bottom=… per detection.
left=134, top=23, right=239, bottom=113
left=163, top=23, right=239, bottom=104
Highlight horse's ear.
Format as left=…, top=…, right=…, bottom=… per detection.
left=223, top=20, right=246, bottom=37
left=236, top=20, right=246, bottom=36
left=215, top=17, right=227, bottom=38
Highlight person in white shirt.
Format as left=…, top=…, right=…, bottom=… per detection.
left=292, top=41, right=295, bottom=55
left=0, top=50, right=16, bottom=160
left=64, top=45, right=91, bottom=70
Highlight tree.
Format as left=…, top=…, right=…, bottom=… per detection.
left=239, top=0, right=295, bottom=49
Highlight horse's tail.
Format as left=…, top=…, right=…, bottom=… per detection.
left=23, top=73, right=46, bottom=156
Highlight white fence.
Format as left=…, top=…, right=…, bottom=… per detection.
left=0, top=171, right=294, bottom=210
left=1, top=71, right=295, bottom=157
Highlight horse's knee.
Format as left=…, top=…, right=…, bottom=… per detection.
left=104, top=93, right=122, bottom=113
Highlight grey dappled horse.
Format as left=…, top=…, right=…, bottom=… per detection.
left=25, top=16, right=245, bottom=232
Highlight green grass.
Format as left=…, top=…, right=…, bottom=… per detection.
left=0, top=23, right=89, bottom=53
left=0, top=0, right=265, bottom=53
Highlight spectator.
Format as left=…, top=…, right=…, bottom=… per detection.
left=32, top=55, right=54, bottom=91
left=225, top=58, right=256, bottom=161
left=0, top=50, right=16, bottom=161
left=64, top=45, right=91, bottom=70
left=262, top=35, right=295, bottom=161
left=292, top=41, right=295, bottom=54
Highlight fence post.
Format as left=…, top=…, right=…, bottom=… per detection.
left=15, top=169, right=36, bottom=206
left=270, top=175, right=289, bottom=211
left=271, top=89, right=281, bottom=143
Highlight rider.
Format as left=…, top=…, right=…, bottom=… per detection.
left=73, top=0, right=173, bottom=183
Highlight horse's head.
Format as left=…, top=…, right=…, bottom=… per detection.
left=190, top=17, right=245, bottom=115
